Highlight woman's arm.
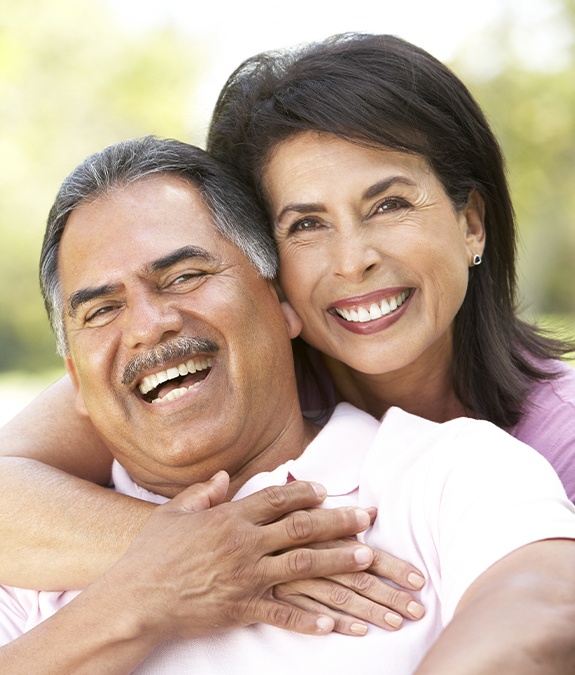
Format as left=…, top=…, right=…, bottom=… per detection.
left=0, top=376, right=145, bottom=589
left=0, top=376, right=425, bottom=628
left=0, top=376, right=112, bottom=482
left=414, top=538, right=575, bottom=674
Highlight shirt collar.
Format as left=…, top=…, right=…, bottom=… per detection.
left=234, top=403, right=380, bottom=500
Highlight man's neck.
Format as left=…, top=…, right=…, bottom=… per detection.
left=226, top=414, right=321, bottom=499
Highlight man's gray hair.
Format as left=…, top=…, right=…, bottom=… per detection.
left=40, top=136, right=278, bottom=356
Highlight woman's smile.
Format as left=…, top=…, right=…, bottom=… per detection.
left=263, top=132, right=484, bottom=377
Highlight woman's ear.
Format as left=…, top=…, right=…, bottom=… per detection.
left=64, top=356, right=89, bottom=417
left=280, top=300, right=303, bottom=339
left=463, top=189, right=486, bottom=258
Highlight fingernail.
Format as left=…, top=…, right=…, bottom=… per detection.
left=350, top=622, right=368, bottom=636
left=354, top=547, right=372, bottom=565
left=407, top=572, right=425, bottom=589
left=354, top=508, right=370, bottom=529
left=316, top=616, right=334, bottom=633
left=407, top=601, right=425, bottom=619
left=385, top=612, right=403, bottom=629
left=310, top=482, right=327, bottom=499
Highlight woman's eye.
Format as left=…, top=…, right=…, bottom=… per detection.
left=288, top=218, right=320, bottom=234
left=375, top=197, right=409, bottom=213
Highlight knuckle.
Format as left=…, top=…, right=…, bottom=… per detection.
left=268, top=602, right=300, bottom=630
left=261, top=485, right=289, bottom=510
left=348, top=572, right=378, bottom=593
left=364, top=601, right=389, bottom=624
left=221, top=527, right=257, bottom=559
left=286, top=511, right=316, bottom=541
left=228, top=560, right=251, bottom=584
left=373, top=551, right=405, bottom=579
left=328, top=586, right=355, bottom=608
left=286, top=548, right=314, bottom=576
left=386, top=587, right=406, bottom=609
left=273, top=584, right=292, bottom=601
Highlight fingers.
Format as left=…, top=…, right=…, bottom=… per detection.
left=307, top=539, right=425, bottom=591
left=326, top=572, right=425, bottom=622
left=264, top=541, right=374, bottom=587
left=369, top=548, right=425, bottom=591
left=235, top=481, right=329, bottom=524
left=249, top=596, right=335, bottom=636
left=272, top=539, right=425, bottom=622
left=274, top=583, right=370, bottom=636
left=263, top=505, right=373, bottom=553
left=170, top=471, right=230, bottom=513
left=274, top=578, right=412, bottom=632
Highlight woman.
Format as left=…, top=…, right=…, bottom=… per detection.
left=1, top=32, right=574, bottom=627
left=206, top=33, right=575, bottom=492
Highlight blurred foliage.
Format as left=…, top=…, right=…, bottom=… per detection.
left=0, top=0, right=199, bottom=372
left=452, top=0, right=575, bottom=319
left=0, top=0, right=574, bottom=376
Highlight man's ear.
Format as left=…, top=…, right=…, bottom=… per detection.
left=271, top=279, right=287, bottom=302
left=280, top=300, right=303, bottom=339
left=463, top=189, right=486, bottom=259
left=64, top=356, right=89, bottom=417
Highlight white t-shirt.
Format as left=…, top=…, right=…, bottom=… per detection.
left=1, top=404, right=574, bottom=674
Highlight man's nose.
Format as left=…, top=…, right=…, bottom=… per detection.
left=121, top=293, right=184, bottom=350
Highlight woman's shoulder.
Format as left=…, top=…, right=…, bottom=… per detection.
left=521, top=358, right=575, bottom=414
left=508, top=358, right=575, bottom=501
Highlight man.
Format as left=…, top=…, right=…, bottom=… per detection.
left=1, top=136, right=574, bottom=674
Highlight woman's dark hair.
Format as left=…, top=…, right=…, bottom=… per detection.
left=207, top=32, right=573, bottom=428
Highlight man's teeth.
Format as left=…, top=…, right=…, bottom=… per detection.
left=138, top=357, right=213, bottom=396
left=152, top=385, right=197, bottom=404
left=335, top=290, right=410, bottom=323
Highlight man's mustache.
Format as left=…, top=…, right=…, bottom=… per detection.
left=122, top=336, right=219, bottom=387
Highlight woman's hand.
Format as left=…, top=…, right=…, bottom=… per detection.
left=274, top=538, right=425, bottom=635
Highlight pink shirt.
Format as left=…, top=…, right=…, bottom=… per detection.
left=507, top=359, right=575, bottom=501
left=1, top=405, right=574, bottom=674
left=298, top=351, right=575, bottom=501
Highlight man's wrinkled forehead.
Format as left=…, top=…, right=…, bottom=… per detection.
left=57, top=175, right=268, bottom=316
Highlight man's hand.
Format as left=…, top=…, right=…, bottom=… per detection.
left=101, top=475, right=377, bottom=641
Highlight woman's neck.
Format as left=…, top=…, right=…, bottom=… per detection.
left=323, top=347, right=471, bottom=423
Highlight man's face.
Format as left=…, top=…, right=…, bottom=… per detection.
left=60, top=174, right=301, bottom=496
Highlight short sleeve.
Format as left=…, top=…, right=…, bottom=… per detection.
left=433, top=419, right=575, bottom=623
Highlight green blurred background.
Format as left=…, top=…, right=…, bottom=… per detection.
left=1, top=0, right=574, bottom=425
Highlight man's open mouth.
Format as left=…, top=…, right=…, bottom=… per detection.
left=137, top=356, right=213, bottom=404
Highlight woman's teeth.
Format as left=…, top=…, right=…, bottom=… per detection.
left=334, top=290, right=411, bottom=323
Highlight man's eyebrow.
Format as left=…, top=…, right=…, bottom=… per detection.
left=67, top=247, right=216, bottom=318
left=68, top=284, right=121, bottom=318
left=146, top=245, right=218, bottom=273
left=275, top=176, right=418, bottom=221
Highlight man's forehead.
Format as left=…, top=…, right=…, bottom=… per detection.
left=58, top=174, right=253, bottom=294
left=62, top=175, right=229, bottom=255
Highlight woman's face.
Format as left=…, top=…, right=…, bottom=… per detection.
left=262, top=132, right=485, bottom=376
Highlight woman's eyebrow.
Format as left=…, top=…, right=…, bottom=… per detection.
left=362, top=176, right=417, bottom=200
left=276, top=201, right=325, bottom=222
left=275, top=176, right=418, bottom=221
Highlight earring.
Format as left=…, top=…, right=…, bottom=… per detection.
left=472, top=253, right=482, bottom=266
